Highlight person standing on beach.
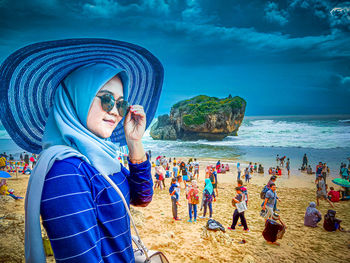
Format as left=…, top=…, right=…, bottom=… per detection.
left=180, top=161, right=188, bottom=188
left=316, top=162, right=323, bottom=180
left=0, top=39, right=164, bottom=261
left=286, top=158, right=290, bottom=178
left=262, top=183, right=280, bottom=220
left=200, top=178, right=216, bottom=219
left=187, top=180, right=199, bottom=222
left=244, top=167, right=250, bottom=183
left=237, top=180, right=248, bottom=206
left=237, top=163, right=241, bottom=180
left=316, top=176, right=334, bottom=208
left=340, top=164, right=349, bottom=180
left=228, top=187, right=249, bottom=232
left=24, top=152, right=29, bottom=165
left=193, top=158, right=199, bottom=181
left=169, top=178, right=181, bottom=221
left=276, top=154, right=280, bottom=166
left=173, top=162, right=179, bottom=178
left=209, top=167, right=218, bottom=197
left=303, top=154, right=308, bottom=168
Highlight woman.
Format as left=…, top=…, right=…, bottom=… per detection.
left=304, top=202, right=322, bottom=227
left=200, top=178, right=216, bottom=219
left=187, top=180, right=199, bottom=222
left=0, top=39, right=163, bottom=262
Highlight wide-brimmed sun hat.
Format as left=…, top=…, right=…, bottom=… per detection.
left=0, top=38, right=164, bottom=153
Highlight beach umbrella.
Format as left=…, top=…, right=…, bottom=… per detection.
left=332, top=178, right=350, bottom=188
left=0, top=171, right=12, bottom=178
left=156, top=156, right=162, bottom=160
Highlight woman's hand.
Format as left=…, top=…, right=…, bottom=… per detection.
left=124, top=105, right=146, bottom=141
left=124, top=105, right=147, bottom=162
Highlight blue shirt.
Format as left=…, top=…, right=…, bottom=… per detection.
left=40, top=156, right=152, bottom=263
left=265, top=189, right=277, bottom=208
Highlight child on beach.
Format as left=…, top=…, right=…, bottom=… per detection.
left=172, top=163, right=179, bottom=178
left=187, top=180, right=199, bottom=222
left=200, top=178, right=216, bottom=219
left=169, top=178, right=181, bottom=220
left=228, top=187, right=249, bottom=232
left=237, top=180, right=248, bottom=206
left=316, top=176, right=334, bottom=208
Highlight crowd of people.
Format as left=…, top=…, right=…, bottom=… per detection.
left=149, top=153, right=349, bottom=247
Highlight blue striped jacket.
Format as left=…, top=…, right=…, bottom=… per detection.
left=40, top=156, right=153, bottom=262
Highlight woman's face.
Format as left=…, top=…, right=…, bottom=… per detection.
left=86, top=75, right=124, bottom=138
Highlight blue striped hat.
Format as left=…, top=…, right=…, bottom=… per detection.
left=0, top=38, right=164, bottom=153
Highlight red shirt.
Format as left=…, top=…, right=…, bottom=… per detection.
left=328, top=190, right=340, bottom=202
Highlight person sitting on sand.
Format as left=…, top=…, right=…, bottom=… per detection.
left=304, top=202, right=322, bottom=228
left=323, top=210, right=345, bottom=232
left=262, top=213, right=286, bottom=246
left=0, top=179, right=23, bottom=200
left=187, top=180, right=199, bottom=222
left=307, top=165, right=313, bottom=174
left=258, top=164, right=264, bottom=173
left=169, top=178, right=181, bottom=220
left=316, top=176, right=334, bottom=208
left=200, top=178, right=216, bottom=219
left=228, top=187, right=249, bottom=232
left=328, top=187, right=340, bottom=202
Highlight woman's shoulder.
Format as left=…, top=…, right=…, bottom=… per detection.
left=46, top=156, right=93, bottom=180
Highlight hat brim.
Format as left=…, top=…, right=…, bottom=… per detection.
left=0, top=38, right=164, bottom=153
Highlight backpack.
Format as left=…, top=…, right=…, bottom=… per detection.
left=260, top=185, right=269, bottom=199
left=206, top=219, right=226, bottom=232
left=169, top=184, right=175, bottom=194
left=189, top=189, right=199, bottom=204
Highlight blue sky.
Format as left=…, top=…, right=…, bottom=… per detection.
left=0, top=0, right=349, bottom=116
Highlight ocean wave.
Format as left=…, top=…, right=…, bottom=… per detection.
left=143, top=117, right=350, bottom=150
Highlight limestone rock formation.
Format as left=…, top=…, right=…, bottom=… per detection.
left=150, top=95, right=246, bottom=141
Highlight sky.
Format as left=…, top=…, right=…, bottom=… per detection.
left=0, top=0, right=349, bottom=116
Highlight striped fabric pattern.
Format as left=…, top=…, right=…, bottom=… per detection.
left=40, top=156, right=153, bottom=263
left=0, top=38, right=164, bottom=153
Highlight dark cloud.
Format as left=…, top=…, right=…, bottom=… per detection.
left=264, top=1, right=289, bottom=26
left=0, top=0, right=349, bottom=115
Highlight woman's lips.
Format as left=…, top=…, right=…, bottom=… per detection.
left=104, top=119, right=116, bottom=126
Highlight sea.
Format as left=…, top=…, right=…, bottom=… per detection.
left=1, top=115, right=349, bottom=176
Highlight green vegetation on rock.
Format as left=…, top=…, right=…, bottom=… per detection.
left=171, top=95, right=246, bottom=126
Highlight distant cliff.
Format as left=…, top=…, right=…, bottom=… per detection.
left=150, top=95, right=246, bottom=141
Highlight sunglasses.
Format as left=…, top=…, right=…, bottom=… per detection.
left=96, top=93, right=129, bottom=116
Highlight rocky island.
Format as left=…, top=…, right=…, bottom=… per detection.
left=150, top=95, right=246, bottom=141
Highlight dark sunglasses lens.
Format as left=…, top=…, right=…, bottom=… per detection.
left=101, top=94, right=115, bottom=112
left=117, top=100, right=129, bottom=117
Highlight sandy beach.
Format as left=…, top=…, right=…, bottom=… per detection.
left=1, top=157, right=350, bottom=263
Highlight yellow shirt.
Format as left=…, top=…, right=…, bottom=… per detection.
left=0, top=185, right=9, bottom=195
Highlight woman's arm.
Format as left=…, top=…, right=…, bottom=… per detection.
left=126, top=155, right=153, bottom=207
